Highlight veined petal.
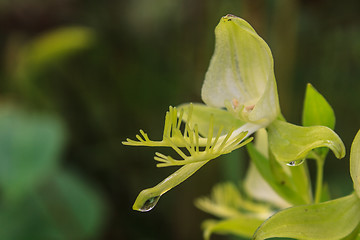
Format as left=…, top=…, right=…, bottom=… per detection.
left=201, top=14, right=280, bottom=124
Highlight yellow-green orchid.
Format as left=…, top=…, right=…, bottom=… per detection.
left=124, top=14, right=280, bottom=212
left=123, top=14, right=345, bottom=213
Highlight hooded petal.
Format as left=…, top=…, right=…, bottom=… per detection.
left=201, top=14, right=279, bottom=124
left=268, top=120, right=345, bottom=164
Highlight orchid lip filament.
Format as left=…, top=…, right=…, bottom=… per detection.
left=122, top=104, right=255, bottom=168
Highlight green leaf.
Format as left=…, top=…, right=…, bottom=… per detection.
left=350, top=129, right=360, bottom=198
left=268, top=120, right=345, bottom=164
left=302, top=84, right=336, bottom=158
left=201, top=14, right=280, bottom=124
left=287, top=161, right=312, bottom=204
left=202, top=217, right=264, bottom=240
left=302, top=83, right=335, bottom=130
left=178, top=103, right=245, bottom=137
left=340, top=222, right=360, bottom=240
left=253, top=193, right=360, bottom=240
left=0, top=106, right=65, bottom=201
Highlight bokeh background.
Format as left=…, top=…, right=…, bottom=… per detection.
left=1, top=0, right=360, bottom=239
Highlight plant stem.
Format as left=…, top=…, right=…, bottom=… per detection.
left=314, top=156, right=325, bottom=203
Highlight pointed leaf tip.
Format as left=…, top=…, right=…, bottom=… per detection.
left=303, top=83, right=335, bottom=130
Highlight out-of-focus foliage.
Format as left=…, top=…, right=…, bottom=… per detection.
left=0, top=105, right=104, bottom=240
left=1, top=0, right=360, bottom=239
left=14, top=26, right=94, bottom=79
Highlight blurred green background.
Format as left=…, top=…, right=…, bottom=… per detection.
left=1, top=0, right=360, bottom=239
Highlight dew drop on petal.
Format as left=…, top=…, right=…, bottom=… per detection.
left=286, top=159, right=305, bottom=167
left=138, top=196, right=161, bottom=212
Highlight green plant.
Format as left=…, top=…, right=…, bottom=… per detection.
left=124, top=14, right=360, bottom=239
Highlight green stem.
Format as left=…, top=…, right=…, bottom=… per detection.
left=314, top=156, right=325, bottom=203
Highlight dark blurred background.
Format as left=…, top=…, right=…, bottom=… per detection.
left=1, top=0, right=360, bottom=239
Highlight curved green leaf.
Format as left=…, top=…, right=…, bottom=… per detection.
left=350, top=129, right=360, bottom=198
left=268, top=120, right=345, bottom=163
left=201, top=14, right=279, bottom=124
left=253, top=193, right=360, bottom=240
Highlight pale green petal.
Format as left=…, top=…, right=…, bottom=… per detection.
left=268, top=120, right=345, bottom=164
left=253, top=193, right=360, bottom=240
left=201, top=14, right=279, bottom=124
left=244, top=163, right=291, bottom=209
left=195, top=182, right=272, bottom=219
left=178, top=103, right=245, bottom=137
left=202, top=217, right=264, bottom=240
left=244, top=129, right=291, bottom=208
left=350, top=129, right=360, bottom=198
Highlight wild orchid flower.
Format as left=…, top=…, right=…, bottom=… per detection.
left=123, top=14, right=345, bottom=212
left=123, top=14, right=279, bottom=212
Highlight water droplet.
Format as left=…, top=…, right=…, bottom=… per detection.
left=286, top=159, right=305, bottom=167
left=138, top=196, right=160, bottom=212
